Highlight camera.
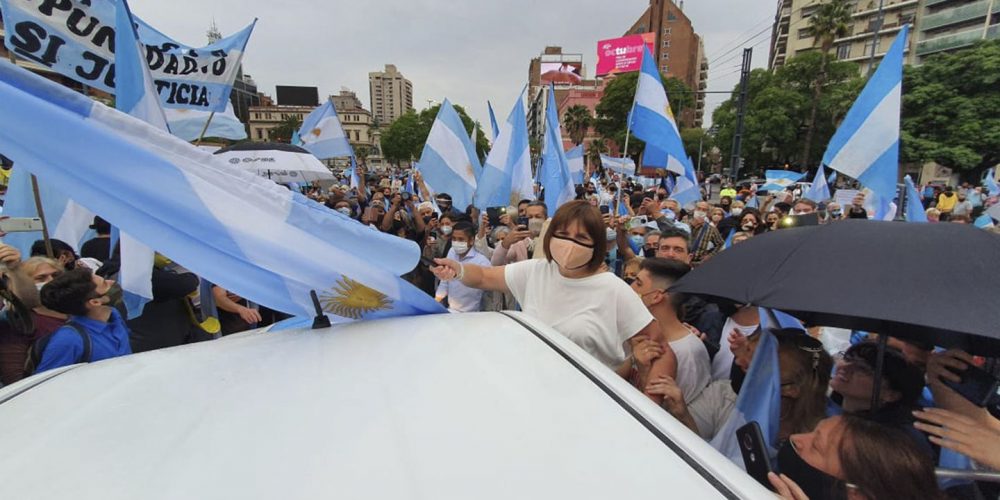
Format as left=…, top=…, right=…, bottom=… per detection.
left=400, top=192, right=412, bottom=201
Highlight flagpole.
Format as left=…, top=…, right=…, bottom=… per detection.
left=7, top=50, right=55, bottom=258
left=193, top=112, right=217, bottom=147
left=621, top=100, right=637, bottom=175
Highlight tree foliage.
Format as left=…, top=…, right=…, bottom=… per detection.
left=268, top=115, right=301, bottom=143
left=711, top=54, right=863, bottom=175
left=379, top=103, right=489, bottom=166
left=901, top=40, right=1000, bottom=176
left=563, top=105, right=593, bottom=146
left=594, top=72, right=693, bottom=157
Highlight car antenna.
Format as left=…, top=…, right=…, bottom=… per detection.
left=310, top=290, right=331, bottom=329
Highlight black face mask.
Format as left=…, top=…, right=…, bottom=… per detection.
left=776, top=440, right=842, bottom=500
left=423, top=215, right=433, bottom=224
left=643, top=248, right=656, bottom=258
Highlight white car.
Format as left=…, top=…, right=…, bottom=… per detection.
left=0, top=312, right=772, bottom=499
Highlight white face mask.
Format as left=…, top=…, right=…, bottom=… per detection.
left=451, top=241, right=469, bottom=254
left=528, top=218, right=545, bottom=237
left=606, top=227, right=617, bottom=241
left=35, top=282, right=47, bottom=292
left=440, top=225, right=453, bottom=236
left=693, top=210, right=708, bottom=220
left=731, top=208, right=743, bottom=217
left=336, top=207, right=352, bottom=216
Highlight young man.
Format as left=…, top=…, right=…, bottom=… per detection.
left=435, top=221, right=491, bottom=313
left=631, top=258, right=711, bottom=404
left=34, top=268, right=131, bottom=373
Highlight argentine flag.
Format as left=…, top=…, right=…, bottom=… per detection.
left=629, top=45, right=688, bottom=173
left=984, top=169, right=1000, bottom=197
left=487, top=100, right=501, bottom=142
left=669, top=157, right=701, bottom=209
left=297, top=100, right=354, bottom=160
left=642, top=143, right=687, bottom=176
left=566, top=144, right=585, bottom=185
left=475, top=94, right=533, bottom=209
left=709, top=308, right=802, bottom=468
left=600, top=154, right=636, bottom=176
left=539, top=85, right=575, bottom=210
left=761, top=170, right=805, bottom=192
left=163, top=101, right=248, bottom=142
left=802, top=165, right=831, bottom=202
left=903, top=175, right=928, bottom=223
left=822, top=26, right=908, bottom=204
left=417, top=99, right=481, bottom=212
left=0, top=60, right=442, bottom=321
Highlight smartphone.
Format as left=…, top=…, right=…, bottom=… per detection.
left=516, top=216, right=529, bottom=227
left=599, top=205, right=610, bottom=215
left=627, top=215, right=649, bottom=230
left=0, top=217, right=44, bottom=233
left=736, top=421, right=774, bottom=491
left=944, top=364, right=1000, bottom=408
left=778, top=212, right=820, bottom=229
left=400, top=191, right=412, bottom=201
left=362, top=207, right=377, bottom=222
left=486, top=206, right=507, bottom=227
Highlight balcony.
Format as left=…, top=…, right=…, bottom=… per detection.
left=916, top=23, right=1000, bottom=55
left=920, top=0, right=1000, bottom=31
left=851, top=0, right=918, bottom=18
left=924, top=0, right=957, bottom=7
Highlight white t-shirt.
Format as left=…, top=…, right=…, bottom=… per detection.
left=711, top=317, right=759, bottom=381
left=505, top=259, right=653, bottom=368
left=669, top=333, right=712, bottom=404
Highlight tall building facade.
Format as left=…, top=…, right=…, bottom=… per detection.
left=368, top=64, right=413, bottom=127
left=913, top=0, right=1000, bottom=62
left=768, top=0, right=997, bottom=72
left=623, top=0, right=707, bottom=127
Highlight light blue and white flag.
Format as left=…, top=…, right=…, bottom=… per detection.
left=822, top=26, right=908, bottom=204
left=669, top=157, right=701, bottom=209
left=487, top=100, right=501, bottom=142
left=297, top=100, right=354, bottom=160
left=803, top=165, right=831, bottom=202
left=600, top=154, right=636, bottom=176
left=709, top=321, right=781, bottom=467
left=974, top=214, right=995, bottom=229
left=475, top=94, right=533, bottom=209
left=642, top=143, right=687, bottom=176
left=417, top=99, right=481, bottom=212
left=539, top=85, right=575, bottom=211
left=903, top=175, right=928, bottom=223
left=0, top=60, right=441, bottom=321
left=984, top=168, right=1000, bottom=197
left=0, top=0, right=256, bottom=112
left=629, top=45, right=688, bottom=172
left=2, top=167, right=94, bottom=256
left=114, top=0, right=164, bottom=317
left=163, top=101, right=247, bottom=142
left=349, top=157, right=362, bottom=194
left=566, top=144, right=585, bottom=185
left=761, top=170, right=806, bottom=192
left=827, top=170, right=837, bottom=189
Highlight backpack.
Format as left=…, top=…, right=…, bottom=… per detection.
left=23, top=321, right=92, bottom=378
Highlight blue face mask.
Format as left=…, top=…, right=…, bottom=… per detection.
left=628, top=235, right=644, bottom=255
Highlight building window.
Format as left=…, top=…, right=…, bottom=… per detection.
left=798, top=27, right=813, bottom=39
left=663, top=27, right=672, bottom=36
left=256, top=129, right=263, bottom=140
left=667, top=12, right=677, bottom=21
left=836, top=44, right=851, bottom=59
left=663, top=40, right=671, bottom=48
left=661, top=52, right=670, bottom=60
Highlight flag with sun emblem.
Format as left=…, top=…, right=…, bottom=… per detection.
left=629, top=44, right=687, bottom=173
left=0, top=61, right=445, bottom=322
left=297, top=100, right=354, bottom=160
left=417, top=99, right=481, bottom=213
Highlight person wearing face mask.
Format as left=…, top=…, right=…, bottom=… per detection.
left=688, top=201, right=724, bottom=265
left=490, top=201, right=547, bottom=266
left=435, top=222, right=490, bottom=313
left=773, top=414, right=945, bottom=500
left=431, top=201, right=674, bottom=388
left=708, top=207, right=726, bottom=227
left=715, top=200, right=745, bottom=237
left=29, top=267, right=131, bottom=374
left=825, top=202, right=843, bottom=222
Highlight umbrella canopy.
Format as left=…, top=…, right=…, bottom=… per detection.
left=214, top=142, right=335, bottom=183
left=671, top=220, right=1000, bottom=355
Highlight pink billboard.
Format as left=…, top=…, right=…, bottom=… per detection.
left=596, top=33, right=656, bottom=76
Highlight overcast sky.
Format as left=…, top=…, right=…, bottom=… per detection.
left=131, top=0, right=777, bottom=129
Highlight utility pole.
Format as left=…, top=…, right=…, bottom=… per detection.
left=730, top=48, right=753, bottom=180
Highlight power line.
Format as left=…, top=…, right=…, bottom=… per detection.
left=706, top=13, right=778, bottom=60
left=710, top=28, right=772, bottom=69
left=708, top=25, right=772, bottom=67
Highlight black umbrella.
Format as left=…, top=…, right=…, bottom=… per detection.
left=671, top=220, right=1000, bottom=355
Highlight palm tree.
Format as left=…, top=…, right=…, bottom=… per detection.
left=587, top=139, right=608, bottom=178
left=801, top=0, right=852, bottom=166
left=563, top=105, right=593, bottom=146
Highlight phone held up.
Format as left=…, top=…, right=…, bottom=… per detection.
left=736, top=421, right=775, bottom=491
left=944, top=364, right=1000, bottom=417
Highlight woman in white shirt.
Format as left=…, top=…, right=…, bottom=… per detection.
left=432, top=201, right=675, bottom=385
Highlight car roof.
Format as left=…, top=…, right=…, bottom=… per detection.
left=0, top=312, right=769, bottom=500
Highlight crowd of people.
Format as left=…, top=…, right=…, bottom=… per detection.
left=1, top=161, right=998, bottom=499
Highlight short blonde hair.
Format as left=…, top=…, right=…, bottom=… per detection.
left=20, top=256, right=64, bottom=281
left=925, top=208, right=941, bottom=217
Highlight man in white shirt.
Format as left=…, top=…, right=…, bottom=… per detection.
left=711, top=305, right=759, bottom=381
left=630, top=257, right=711, bottom=403
left=435, top=221, right=490, bottom=312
